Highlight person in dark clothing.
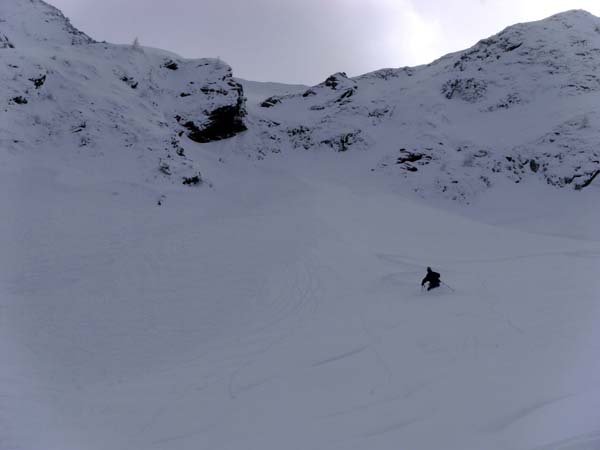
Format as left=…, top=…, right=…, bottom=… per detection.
left=421, top=267, right=441, bottom=291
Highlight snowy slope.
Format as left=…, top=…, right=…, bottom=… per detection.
left=245, top=10, right=600, bottom=201
left=1, top=0, right=246, bottom=187
left=2, top=144, right=600, bottom=450
left=1, top=2, right=600, bottom=450
left=2, top=2, right=599, bottom=201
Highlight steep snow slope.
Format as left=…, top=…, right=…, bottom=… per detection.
left=1, top=0, right=246, bottom=186
left=2, top=2, right=600, bottom=450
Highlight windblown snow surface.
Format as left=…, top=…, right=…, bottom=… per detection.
left=2, top=2, right=600, bottom=450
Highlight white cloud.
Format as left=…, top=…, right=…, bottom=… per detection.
left=393, top=4, right=446, bottom=66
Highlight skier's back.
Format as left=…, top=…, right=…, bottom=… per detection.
left=421, top=267, right=441, bottom=291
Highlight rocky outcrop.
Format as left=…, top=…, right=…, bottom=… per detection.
left=173, top=63, right=247, bottom=143
left=177, top=102, right=247, bottom=143
left=442, top=78, right=487, bottom=102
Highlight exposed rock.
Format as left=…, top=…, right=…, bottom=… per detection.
left=11, top=96, right=28, bottom=104
left=182, top=174, right=202, bottom=185
left=287, top=126, right=313, bottom=149
left=320, top=131, right=362, bottom=152
left=162, top=60, right=179, bottom=70
left=29, top=74, right=47, bottom=89
left=486, top=93, right=522, bottom=111
left=321, top=72, right=349, bottom=89
left=442, top=78, right=487, bottom=102
left=396, top=150, right=431, bottom=165
left=120, top=75, right=138, bottom=89
left=0, top=34, right=14, bottom=49
left=260, top=96, right=282, bottom=108
left=176, top=101, right=247, bottom=144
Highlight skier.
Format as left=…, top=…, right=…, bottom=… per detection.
left=421, top=267, right=441, bottom=291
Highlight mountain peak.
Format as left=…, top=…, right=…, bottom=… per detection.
left=547, top=9, right=597, bottom=20
left=540, top=9, right=600, bottom=31
left=0, top=0, right=93, bottom=48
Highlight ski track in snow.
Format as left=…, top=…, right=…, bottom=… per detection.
left=529, top=432, right=600, bottom=450
left=482, top=394, right=576, bottom=433
left=311, top=346, right=370, bottom=368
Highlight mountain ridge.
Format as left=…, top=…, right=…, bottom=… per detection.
left=1, top=0, right=599, bottom=201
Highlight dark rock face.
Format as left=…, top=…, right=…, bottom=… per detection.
left=163, top=60, right=179, bottom=70
left=177, top=97, right=247, bottom=144
left=322, top=73, right=347, bottom=89
left=182, top=174, right=202, bottom=185
left=172, top=65, right=247, bottom=144
left=11, top=96, right=28, bottom=104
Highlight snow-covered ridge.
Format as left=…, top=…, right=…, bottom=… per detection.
left=1, top=1, right=599, bottom=200
left=1, top=0, right=246, bottom=186
left=248, top=9, right=600, bottom=200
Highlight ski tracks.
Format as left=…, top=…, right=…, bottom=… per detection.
left=225, top=253, right=323, bottom=399
left=529, top=432, right=600, bottom=450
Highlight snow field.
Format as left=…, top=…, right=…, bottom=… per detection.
left=1, top=146, right=599, bottom=450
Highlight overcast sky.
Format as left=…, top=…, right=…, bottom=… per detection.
left=51, top=0, right=600, bottom=85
